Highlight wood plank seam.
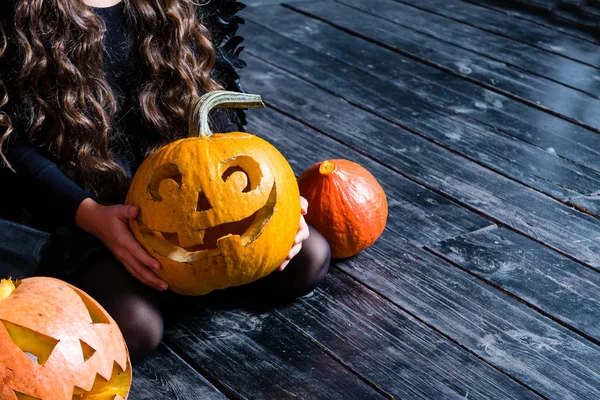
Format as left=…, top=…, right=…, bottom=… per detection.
left=282, top=2, right=600, bottom=134
left=161, top=340, right=241, bottom=399
left=268, top=310, right=397, bottom=400
left=392, top=0, right=600, bottom=69
left=328, top=263, right=549, bottom=400
left=421, top=245, right=600, bottom=349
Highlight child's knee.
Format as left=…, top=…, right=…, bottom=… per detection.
left=285, top=226, right=331, bottom=297
left=110, top=294, right=164, bottom=363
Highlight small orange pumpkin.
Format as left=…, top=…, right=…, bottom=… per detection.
left=298, top=159, right=388, bottom=258
left=0, top=278, right=131, bottom=400
left=126, top=91, right=300, bottom=296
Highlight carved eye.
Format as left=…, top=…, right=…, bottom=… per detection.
left=220, top=156, right=262, bottom=193
left=148, top=164, right=182, bottom=201
left=222, top=166, right=251, bottom=193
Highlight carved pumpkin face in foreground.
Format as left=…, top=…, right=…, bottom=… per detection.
left=0, top=278, right=131, bottom=400
left=126, top=92, right=300, bottom=296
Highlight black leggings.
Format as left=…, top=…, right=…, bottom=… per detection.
left=71, top=226, right=330, bottom=363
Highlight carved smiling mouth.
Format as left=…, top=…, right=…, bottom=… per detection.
left=137, top=184, right=276, bottom=262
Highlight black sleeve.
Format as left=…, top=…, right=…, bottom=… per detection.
left=1, top=13, right=95, bottom=228
left=4, top=142, right=96, bottom=226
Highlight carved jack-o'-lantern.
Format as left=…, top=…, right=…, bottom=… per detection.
left=0, top=278, right=131, bottom=400
left=126, top=91, right=301, bottom=296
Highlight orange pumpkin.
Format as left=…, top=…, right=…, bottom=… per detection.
left=298, top=159, right=387, bottom=258
left=126, top=91, right=300, bottom=296
left=0, top=278, right=131, bottom=400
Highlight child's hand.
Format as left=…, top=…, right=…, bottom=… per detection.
left=75, top=198, right=168, bottom=291
left=278, top=196, right=310, bottom=271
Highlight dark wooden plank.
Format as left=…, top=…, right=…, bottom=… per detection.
left=163, top=306, right=384, bottom=399
left=469, top=0, right=600, bottom=43
left=341, top=229, right=600, bottom=399
left=427, top=227, right=600, bottom=342
left=286, top=1, right=600, bottom=131
left=239, top=23, right=600, bottom=267
left=130, top=344, right=227, bottom=400
left=243, top=5, right=600, bottom=174
left=246, top=107, right=491, bottom=246
left=395, top=0, right=600, bottom=68
left=274, top=268, right=541, bottom=399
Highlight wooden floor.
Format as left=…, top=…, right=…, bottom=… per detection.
left=130, top=1, right=600, bottom=398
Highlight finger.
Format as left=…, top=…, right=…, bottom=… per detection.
left=295, top=228, right=310, bottom=245
left=286, top=242, right=303, bottom=261
left=114, top=221, right=161, bottom=270
left=278, top=260, right=290, bottom=272
left=124, top=253, right=168, bottom=291
left=295, top=218, right=310, bottom=244
left=300, top=197, right=309, bottom=215
left=127, top=236, right=161, bottom=270
left=113, top=205, right=139, bottom=221
left=299, top=215, right=309, bottom=231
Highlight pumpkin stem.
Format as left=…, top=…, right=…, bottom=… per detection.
left=189, top=91, right=265, bottom=138
left=319, top=160, right=337, bottom=175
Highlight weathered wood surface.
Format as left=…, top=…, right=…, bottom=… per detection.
left=394, top=0, right=600, bottom=68
left=130, top=344, right=226, bottom=400
left=427, top=227, right=600, bottom=342
left=239, top=21, right=600, bottom=268
left=285, top=1, right=600, bottom=131
left=163, top=304, right=385, bottom=399
left=245, top=3, right=600, bottom=174
left=246, top=106, right=491, bottom=246
left=242, top=6, right=600, bottom=189
left=335, top=229, right=600, bottom=399
left=243, top=90, right=600, bottom=397
left=470, top=0, right=600, bottom=43
left=274, top=268, right=541, bottom=399
left=346, top=0, right=600, bottom=90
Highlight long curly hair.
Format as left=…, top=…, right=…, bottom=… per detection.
left=0, top=25, right=11, bottom=164
left=1, top=0, right=221, bottom=201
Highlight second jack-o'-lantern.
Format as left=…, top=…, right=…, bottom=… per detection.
left=0, top=278, right=131, bottom=400
left=126, top=91, right=300, bottom=296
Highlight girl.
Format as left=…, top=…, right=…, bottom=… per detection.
left=0, top=0, right=330, bottom=363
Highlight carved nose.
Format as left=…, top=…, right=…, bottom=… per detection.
left=196, top=191, right=212, bottom=212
